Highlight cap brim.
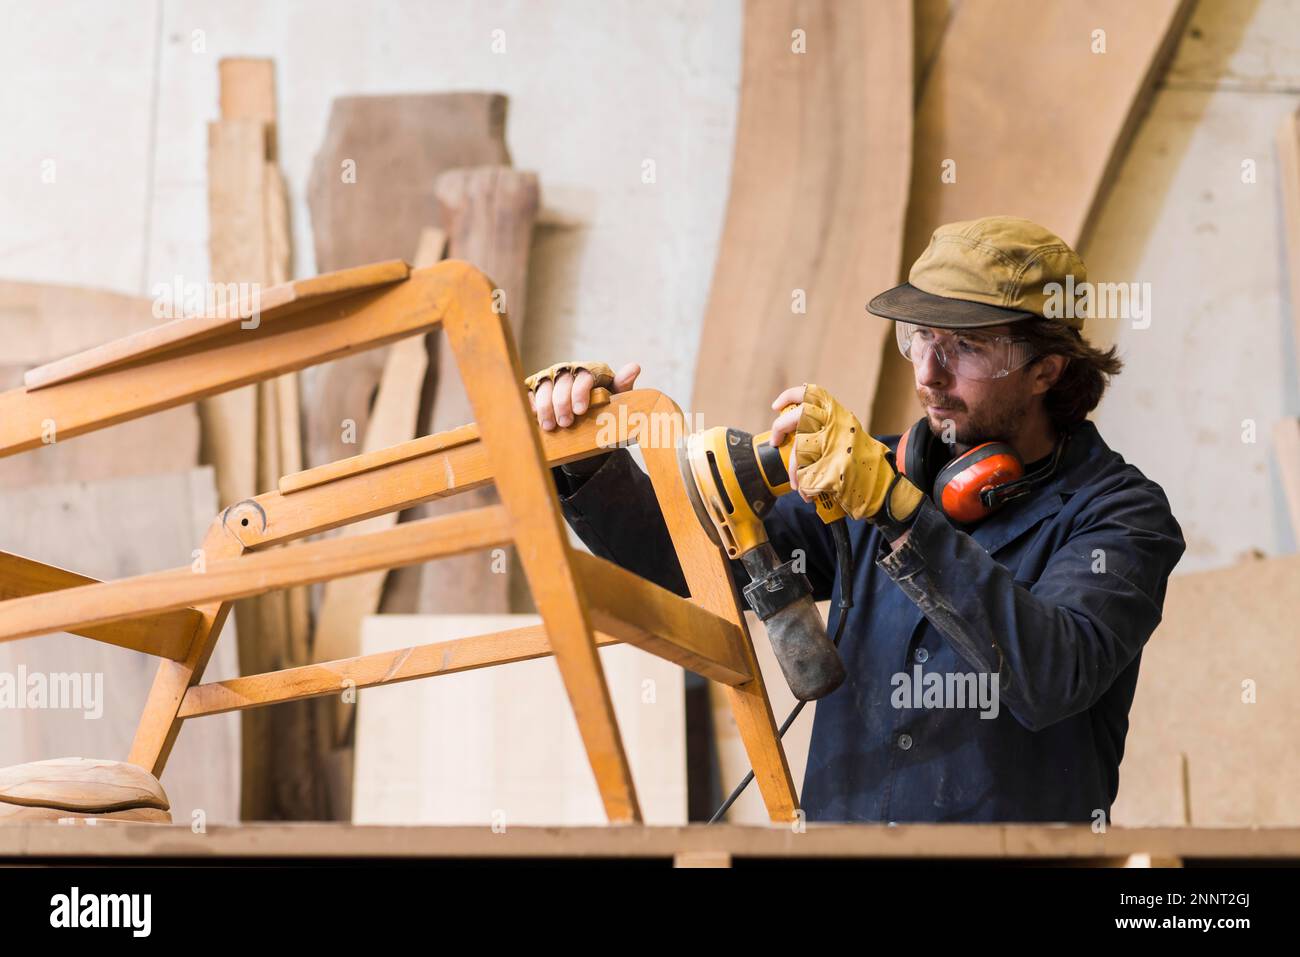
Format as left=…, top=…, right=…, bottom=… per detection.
left=867, top=282, right=1035, bottom=329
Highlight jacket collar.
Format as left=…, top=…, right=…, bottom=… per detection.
left=966, top=420, right=1103, bottom=554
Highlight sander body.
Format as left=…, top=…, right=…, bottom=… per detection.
left=678, top=425, right=848, bottom=700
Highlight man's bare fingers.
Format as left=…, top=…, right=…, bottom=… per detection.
left=570, top=370, right=596, bottom=415
left=770, top=385, right=807, bottom=412
left=533, top=379, right=555, bottom=431
left=613, top=362, right=641, bottom=394
left=552, top=372, right=576, bottom=427
left=768, top=405, right=804, bottom=449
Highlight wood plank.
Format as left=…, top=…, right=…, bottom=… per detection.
left=353, top=615, right=687, bottom=826
left=1112, top=554, right=1300, bottom=826
left=310, top=231, right=445, bottom=668
left=4, top=822, right=1300, bottom=861
left=199, top=116, right=264, bottom=520
left=0, top=468, right=240, bottom=825
left=0, top=281, right=159, bottom=366
left=181, top=623, right=620, bottom=718
left=691, top=0, right=912, bottom=434
left=219, top=57, right=276, bottom=127
left=22, top=260, right=410, bottom=392
left=871, top=0, right=1193, bottom=435
left=310, top=229, right=446, bottom=767
left=400, top=166, right=540, bottom=615
left=0, top=264, right=461, bottom=459
left=0, top=551, right=201, bottom=659
left=246, top=388, right=649, bottom=551
left=0, top=505, right=513, bottom=646
left=208, top=56, right=315, bottom=823
left=302, top=93, right=510, bottom=473
left=572, top=550, right=750, bottom=685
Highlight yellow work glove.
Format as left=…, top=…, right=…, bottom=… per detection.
left=523, top=360, right=615, bottom=394
left=793, top=384, right=925, bottom=530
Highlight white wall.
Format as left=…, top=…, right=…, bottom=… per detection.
left=1089, top=0, right=1300, bottom=571
left=1, top=0, right=1294, bottom=577
left=0, top=0, right=742, bottom=404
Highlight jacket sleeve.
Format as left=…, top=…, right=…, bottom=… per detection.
left=876, top=483, right=1186, bottom=732
left=551, top=447, right=838, bottom=602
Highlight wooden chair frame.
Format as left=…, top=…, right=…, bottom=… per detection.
left=0, top=259, right=797, bottom=824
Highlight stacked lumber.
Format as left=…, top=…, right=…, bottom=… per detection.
left=205, top=58, right=319, bottom=821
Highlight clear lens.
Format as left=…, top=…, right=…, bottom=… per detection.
left=895, top=322, right=1037, bottom=381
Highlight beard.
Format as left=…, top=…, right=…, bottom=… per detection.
left=917, top=387, right=1029, bottom=447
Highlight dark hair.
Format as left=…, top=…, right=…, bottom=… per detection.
left=1016, top=319, right=1122, bottom=430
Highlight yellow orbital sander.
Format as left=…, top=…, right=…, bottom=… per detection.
left=678, top=418, right=853, bottom=701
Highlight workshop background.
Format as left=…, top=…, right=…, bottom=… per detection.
left=1, top=0, right=1296, bottom=829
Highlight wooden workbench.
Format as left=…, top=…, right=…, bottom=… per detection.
left=1, top=824, right=1296, bottom=866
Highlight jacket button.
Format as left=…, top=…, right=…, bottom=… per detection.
left=914, top=647, right=930, bottom=663
left=897, top=733, right=913, bottom=751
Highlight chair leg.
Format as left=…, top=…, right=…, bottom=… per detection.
left=637, top=395, right=799, bottom=824
left=128, top=518, right=242, bottom=779
left=440, top=269, right=642, bottom=823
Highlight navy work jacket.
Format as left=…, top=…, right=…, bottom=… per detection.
left=551, top=420, right=1186, bottom=823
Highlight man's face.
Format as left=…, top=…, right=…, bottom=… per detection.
left=908, top=323, right=1040, bottom=445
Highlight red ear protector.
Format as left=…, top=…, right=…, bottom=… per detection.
left=894, top=419, right=1068, bottom=524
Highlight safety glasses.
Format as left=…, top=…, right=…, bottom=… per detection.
left=895, top=321, right=1039, bottom=381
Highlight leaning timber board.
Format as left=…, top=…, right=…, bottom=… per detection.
left=870, top=0, right=1193, bottom=436
left=1112, top=554, right=1300, bottom=827
left=690, top=0, right=912, bottom=434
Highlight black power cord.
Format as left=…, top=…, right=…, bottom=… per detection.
left=708, top=519, right=855, bottom=824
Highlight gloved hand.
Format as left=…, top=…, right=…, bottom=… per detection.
left=525, top=360, right=641, bottom=476
left=770, top=383, right=924, bottom=534
left=523, top=360, right=640, bottom=430
left=523, top=360, right=617, bottom=398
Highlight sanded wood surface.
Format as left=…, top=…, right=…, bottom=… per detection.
left=1112, top=554, right=1300, bottom=826
left=691, top=0, right=912, bottom=433
left=871, top=0, right=1193, bottom=435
